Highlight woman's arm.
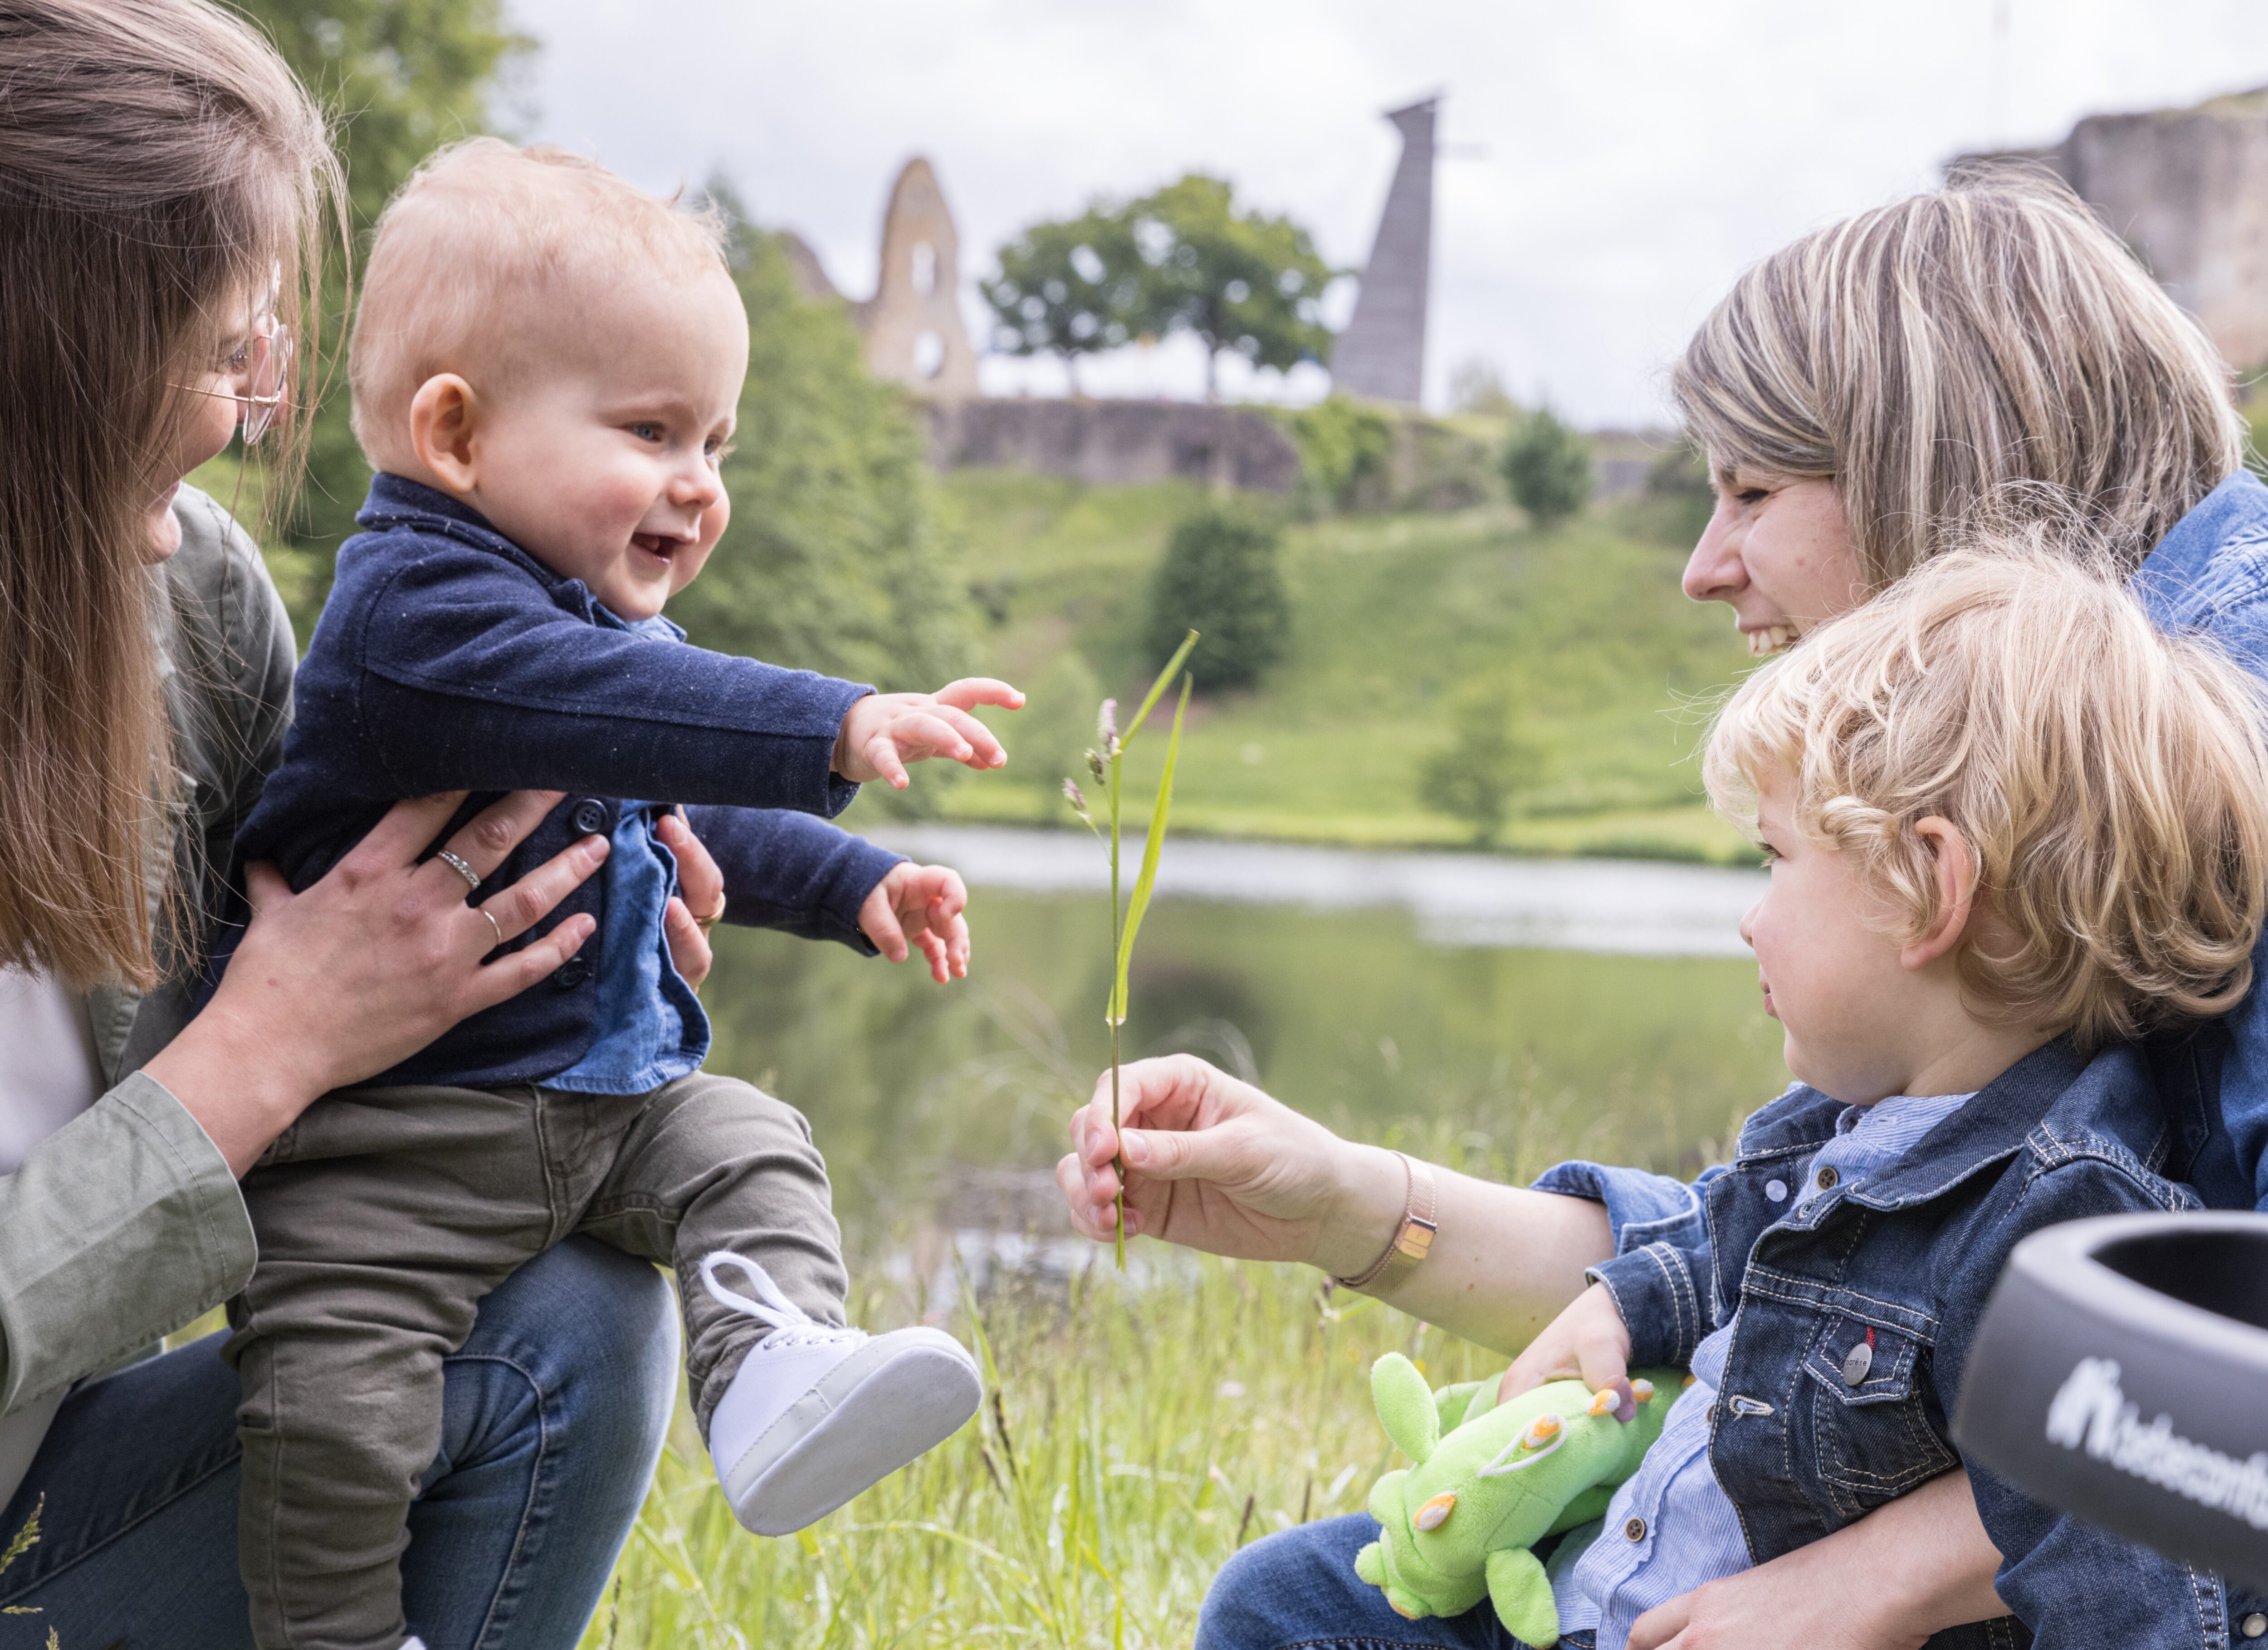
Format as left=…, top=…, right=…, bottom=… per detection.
left=1627, top=1468, right=2004, bottom=1650
left=1056, top=1054, right=1613, bottom=1353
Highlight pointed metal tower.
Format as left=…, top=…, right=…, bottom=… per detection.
left=1333, top=95, right=1437, bottom=406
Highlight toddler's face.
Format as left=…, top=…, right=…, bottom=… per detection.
left=465, top=268, right=747, bottom=622
left=1738, top=771, right=1930, bottom=1107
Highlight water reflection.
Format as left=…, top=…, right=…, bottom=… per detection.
left=699, top=839, right=1789, bottom=1241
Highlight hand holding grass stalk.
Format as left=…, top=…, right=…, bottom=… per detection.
left=1063, top=629, right=1198, bottom=1269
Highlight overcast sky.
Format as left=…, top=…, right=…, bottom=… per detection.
left=512, top=0, right=2268, bottom=425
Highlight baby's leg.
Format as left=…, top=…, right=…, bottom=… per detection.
left=581, top=1072, right=979, bottom=1533
left=228, top=1084, right=561, bottom=1650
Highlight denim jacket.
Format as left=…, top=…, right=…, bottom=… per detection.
left=1541, top=1038, right=2268, bottom=1648
left=228, top=474, right=903, bottom=1089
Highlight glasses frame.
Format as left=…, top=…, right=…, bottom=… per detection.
left=169, top=269, right=293, bottom=445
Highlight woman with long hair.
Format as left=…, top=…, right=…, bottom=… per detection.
left=1068, top=171, right=2268, bottom=1648
left=0, top=2, right=704, bottom=1641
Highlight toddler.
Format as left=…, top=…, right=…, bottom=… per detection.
left=1508, top=543, right=2268, bottom=1648
left=219, top=141, right=1009, bottom=1650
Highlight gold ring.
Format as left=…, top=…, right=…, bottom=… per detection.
left=479, top=907, right=505, bottom=954
left=693, top=894, right=726, bottom=935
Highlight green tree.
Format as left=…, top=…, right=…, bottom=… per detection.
left=982, top=209, right=1142, bottom=396
left=1501, top=406, right=1593, bottom=529
left=224, top=0, right=528, bottom=636
left=663, top=202, right=974, bottom=816
left=1417, top=687, right=1542, bottom=845
left=1142, top=508, right=1291, bottom=691
left=1124, top=176, right=1335, bottom=402
left=1286, top=395, right=1393, bottom=512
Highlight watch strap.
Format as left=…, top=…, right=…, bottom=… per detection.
left=1332, top=1152, right=1438, bottom=1297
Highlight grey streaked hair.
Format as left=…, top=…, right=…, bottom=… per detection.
left=1672, top=167, right=2246, bottom=589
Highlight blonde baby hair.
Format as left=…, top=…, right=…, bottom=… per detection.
left=1673, top=167, right=2245, bottom=590
left=349, top=138, right=731, bottom=465
left=1705, top=539, right=2268, bottom=1047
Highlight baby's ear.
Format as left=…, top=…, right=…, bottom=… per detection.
left=1371, top=1354, right=1440, bottom=1464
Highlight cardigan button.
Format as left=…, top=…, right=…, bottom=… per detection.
left=570, top=798, right=610, bottom=836
left=554, top=955, right=593, bottom=989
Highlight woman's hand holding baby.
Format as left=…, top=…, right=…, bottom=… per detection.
left=834, top=679, right=1024, bottom=790
left=860, top=862, right=971, bottom=982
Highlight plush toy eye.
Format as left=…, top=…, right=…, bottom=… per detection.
left=1523, top=1413, right=1564, bottom=1450
left=1630, top=1379, right=1656, bottom=1404
left=1414, top=1491, right=1456, bottom=1531
left=1586, top=1388, right=1619, bottom=1417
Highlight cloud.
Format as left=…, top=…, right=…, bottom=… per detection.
left=516, top=0, right=2268, bottom=423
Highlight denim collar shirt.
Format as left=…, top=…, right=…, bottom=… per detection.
left=1550, top=1091, right=1975, bottom=1650
left=227, top=474, right=904, bottom=1091
left=1537, top=1038, right=2255, bottom=1649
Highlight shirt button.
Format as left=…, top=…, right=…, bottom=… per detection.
left=1624, top=1516, right=1647, bottom=1542
left=553, top=955, right=593, bottom=989
left=570, top=798, right=609, bottom=835
left=1815, top=1164, right=1839, bottom=1190
left=2242, top=1613, right=2266, bottom=1639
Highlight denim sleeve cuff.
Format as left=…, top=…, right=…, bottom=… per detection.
left=0, top=1072, right=255, bottom=1415
left=1530, top=1159, right=1709, bottom=1253
left=1589, top=1243, right=1711, bottom=1366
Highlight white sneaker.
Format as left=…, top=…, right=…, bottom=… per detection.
left=698, top=1252, right=982, bottom=1537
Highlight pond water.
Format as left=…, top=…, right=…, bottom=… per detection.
left=697, top=827, right=1789, bottom=1242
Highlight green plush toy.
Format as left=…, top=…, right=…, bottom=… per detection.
left=1355, top=1354, right=1682, bottom=1646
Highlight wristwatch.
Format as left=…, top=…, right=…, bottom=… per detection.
left=1331, top=1151, right=1438, bottom=1297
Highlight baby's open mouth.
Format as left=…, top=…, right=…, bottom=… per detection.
left=631, top=532, right=678, bottom=561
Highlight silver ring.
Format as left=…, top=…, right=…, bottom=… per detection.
left=435, top=849, right=482, bottom=892
left=479, top=907, right=505, bottom=954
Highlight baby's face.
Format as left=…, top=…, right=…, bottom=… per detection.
left=467, top=267, right=748, bottom=622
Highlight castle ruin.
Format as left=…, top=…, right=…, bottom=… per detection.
left=1971, top=86, right=2268, bottom=372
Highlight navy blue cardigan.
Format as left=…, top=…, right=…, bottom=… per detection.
left=228, top=474, right=904, bottom=1089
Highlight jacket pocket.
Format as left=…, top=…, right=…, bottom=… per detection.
left=1799, top=1313, right=1958, bottom=1517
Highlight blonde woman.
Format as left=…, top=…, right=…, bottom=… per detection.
left=0, top=3, right=720, bottom=1643
left=1063, top=172, right=2268, bottom=1649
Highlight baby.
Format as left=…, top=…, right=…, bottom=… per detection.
left=219, top=141, right=1009, bottom=1650
left=1510, top=543, right=2268, bottom=1648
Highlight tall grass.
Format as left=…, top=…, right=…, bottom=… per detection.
left=581, top=1254, right=1507, bottom=1650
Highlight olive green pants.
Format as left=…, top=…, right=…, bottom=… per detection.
left=226, top=1072, right=846, bottom=1650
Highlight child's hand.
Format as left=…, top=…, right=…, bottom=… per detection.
left=859, top=862, right=971, bottom=983
left=834, top=679, right=1025, bottom=790
left=1497, top=1281, right=1634, bottom=1416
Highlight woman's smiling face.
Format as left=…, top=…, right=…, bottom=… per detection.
left=1682, top=466, right=1867, bottom=655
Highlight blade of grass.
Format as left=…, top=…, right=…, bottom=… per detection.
left=1121, top=631, right=1198, bottom=746
left=1111, top=673, right=1191, bottom=1022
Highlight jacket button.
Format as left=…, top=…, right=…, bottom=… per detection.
left=2243, top=1614, right=2266, bottom=1639
left=1815, top=1164, right=1839, bottom=1190
left=554, top=956, right=593, bottom=989
left=570, top=798, right=610, bottom=835
left=1624, top=1516, right=1647, bottom=1542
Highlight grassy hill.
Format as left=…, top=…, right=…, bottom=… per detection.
left=840, top=470, right=1761, bottom=864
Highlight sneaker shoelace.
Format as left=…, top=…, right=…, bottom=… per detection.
left=700, top=1251, right=870, bottom=1353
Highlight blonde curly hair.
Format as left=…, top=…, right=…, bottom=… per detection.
left=1705, top=540, right=2268, bottom=1046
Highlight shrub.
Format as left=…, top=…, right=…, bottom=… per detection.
left=1417, top=687, right=1543, bottom=844
left=1142, top=509, right=1292, bottom=691
left=1286, top=395, right=1393, bottom=512
left=1502, top=407, right=1593, bottom=528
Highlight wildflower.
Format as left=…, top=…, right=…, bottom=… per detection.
left=1085, top=748, right=1106, bottom=782
left=1097, top=698, right=1119, bottom=755
left=1062, top=777, right=1090, bottom=817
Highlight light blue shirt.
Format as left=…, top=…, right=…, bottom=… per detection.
left=546, top=614, right=711, bottom=1096
left=1552, top=1089, right=1976, bottom=1650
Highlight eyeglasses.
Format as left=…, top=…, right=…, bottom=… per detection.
left=171, top=276, right=293, bottom=443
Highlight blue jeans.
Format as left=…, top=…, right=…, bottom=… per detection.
left=1199, top=1514, right=1543, bottom=1650
left=0, top=1236, right=677, bottom=1650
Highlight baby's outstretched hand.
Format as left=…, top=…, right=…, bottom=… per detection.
left=1498, top=1281, right=1635, bottom=1417
left=835, top=679, right=1024, bottom=789
left=859, top=862, right=971, bottom=983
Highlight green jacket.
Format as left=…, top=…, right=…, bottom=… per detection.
left=0, top=485, right=292, bottom=1422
